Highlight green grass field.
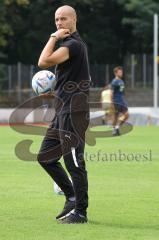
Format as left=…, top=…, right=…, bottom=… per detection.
left=0, top=125, right=159, bottom=240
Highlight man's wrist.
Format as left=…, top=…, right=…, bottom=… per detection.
left=50, top=33, right=58, bottom=41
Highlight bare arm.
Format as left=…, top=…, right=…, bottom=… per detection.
left=110, top=89, right=113, bottom=103
left=38, top=29, right=70, bottom=68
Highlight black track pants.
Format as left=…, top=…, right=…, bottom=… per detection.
left=37, top=112, right=89, bottom=216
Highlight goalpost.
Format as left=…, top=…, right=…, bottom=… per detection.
left=153, top=14, right=158, bottom=109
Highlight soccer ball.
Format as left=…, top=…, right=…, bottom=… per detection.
left=32, top=70, right=56, bottom=95
left=54, top=182, right=64, bottom=195
left=53, top=177, right=72, bottom=195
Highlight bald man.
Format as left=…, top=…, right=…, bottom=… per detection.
left=37, top=5, right=90, bottom=224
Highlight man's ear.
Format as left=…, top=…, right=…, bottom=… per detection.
left=73, top=16, right=77, bottom=23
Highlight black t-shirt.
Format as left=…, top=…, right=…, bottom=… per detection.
left=54, top=31, right=90, bottom=115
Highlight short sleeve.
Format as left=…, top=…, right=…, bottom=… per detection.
left=61, top=39, right=81, bottom=58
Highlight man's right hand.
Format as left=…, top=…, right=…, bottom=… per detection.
left=52, top=29, right=71, bottom=40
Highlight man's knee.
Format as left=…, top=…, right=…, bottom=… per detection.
left=37, top=151, right=51, bottom=165
left=37, top=151, right=44, bottom=164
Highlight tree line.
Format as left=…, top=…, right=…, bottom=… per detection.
left=0, top=0, right=159, bottom=65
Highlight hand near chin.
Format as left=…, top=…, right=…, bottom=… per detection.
left=53, top=29, right=71, bottom=40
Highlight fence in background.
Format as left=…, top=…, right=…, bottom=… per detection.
left=0, top=54, right=154, bottom=91
left=0, top=53, right=156, bottom=107
left=91, top=54, right=153, bottom=88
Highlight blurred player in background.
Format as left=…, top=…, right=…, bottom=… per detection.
left=100, top=84, right=113, bottom=125
left=110, top=66, right=129, bottom=136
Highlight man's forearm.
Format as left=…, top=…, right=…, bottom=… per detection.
left=38, top=36, right=57, bottom=67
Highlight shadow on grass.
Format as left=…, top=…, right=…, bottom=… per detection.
left=88, top=220, right=159, bottom=230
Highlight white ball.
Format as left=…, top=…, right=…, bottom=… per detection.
left=32, top=70, right=56, bottom=95
left=53, top=182, right=64, bottom=195
left=53, top=177, right=72, bottom=195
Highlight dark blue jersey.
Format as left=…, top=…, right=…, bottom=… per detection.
left=111, top=78, right=127, bottom=107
